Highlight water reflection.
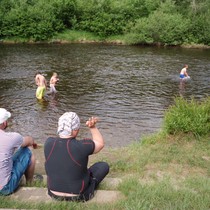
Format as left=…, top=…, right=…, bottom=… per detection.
left=0, top=44, right=209, bottom=147
left=36, top=98, right=49, bottom=111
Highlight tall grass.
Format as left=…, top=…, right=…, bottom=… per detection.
left=53, top=30, right=103, bottom=42
left=163, top=97, right=210, bottom=138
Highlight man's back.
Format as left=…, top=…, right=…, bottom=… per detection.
left=0, top=130, right=22, bottom=187
left=44, top=137, right=94, bottom=194
left=35, top=74, right=46, bottom=87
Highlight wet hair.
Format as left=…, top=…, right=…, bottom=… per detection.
left=52, top=72, right=58, bottom=77
left=34, top=72, right=41, bottom=77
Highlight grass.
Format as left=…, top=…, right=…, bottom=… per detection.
left=0, top=135, right=209, bottom=209
left=1, top=30, right=128, bottom=44
left=0, top=97, right=209, bottom=209
left=52, top=30, right=104, bottom=43
left=2, top=30, right=210, bottom=48
left=163, top=97, right=210, bottom=138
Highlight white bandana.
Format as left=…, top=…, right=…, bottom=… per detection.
left=57, top=112, right=80, bottom=136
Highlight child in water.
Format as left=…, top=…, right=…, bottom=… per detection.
left=50, top=72, right=59, bottom=94
left=180, top=64, right=190, bottom=79
left=35, top=72, right=47, bottom=99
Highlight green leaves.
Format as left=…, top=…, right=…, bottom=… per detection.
left=0, top=0, right=210, bottom=44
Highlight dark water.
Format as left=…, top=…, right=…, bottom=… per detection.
left=0, top=44, right=209, bottom=147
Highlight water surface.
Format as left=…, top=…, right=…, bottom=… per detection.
left=0, top=44, right=209, bottom=147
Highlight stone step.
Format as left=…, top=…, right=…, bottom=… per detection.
left=21, top=176, right=122, bottom=190
left=15, top=177, right=124, bottom=204
left=10, top=187, right=124, bottom=204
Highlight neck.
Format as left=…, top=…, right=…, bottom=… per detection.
left=59, top=135, right=73, bottom=139
left=0, top=123, right=6, bottom=130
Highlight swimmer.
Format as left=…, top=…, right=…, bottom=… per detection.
left=49, top=72, right=59, bottom=94
left=180, top=64, right=190, bottom=79
left=35, top=72, right=47, bottom=99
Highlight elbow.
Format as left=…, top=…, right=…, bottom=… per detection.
left=98, top=142, right=105, bottom=151
left=101, top=142, right=105, bottom=149
left=94, top=142, right=105, bottom=154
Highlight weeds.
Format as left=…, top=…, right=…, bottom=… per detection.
left=163, top=97, right=210, bottom=138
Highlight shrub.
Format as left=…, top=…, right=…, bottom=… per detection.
left=0, top=0, right=64, bottom=40
left=163, top=97, right=210, bottom=138
left=126, top=0, right=190, bottom=45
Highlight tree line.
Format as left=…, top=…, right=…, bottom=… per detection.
left=0, top=0, right=209, bottom=45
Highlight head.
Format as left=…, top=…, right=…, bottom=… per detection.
left=57, top=112, right=80, bottom=138
left=0, top=108, right=11, bottom=130
left=185, top=64, right=188, bottom=69
left=53, top=72, right=58, bottom=77
left=34, top=72, right=41, bottom=78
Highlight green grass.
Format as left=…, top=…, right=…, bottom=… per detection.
left=1, top=30, right=128, bottom=44
left=52, top=30, right=128, bottom=45
left=163, top=97, right=210, bottom=138
left=0, top=97, right=209, bottom=209
left=52, top=30, right=104, bottom=42
left=0, top=135, right=209, bottom=209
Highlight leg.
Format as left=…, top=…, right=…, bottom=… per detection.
left=24, top=150, right=36, bottom=184
left=50, top=84, right=56, bottom=94
left=88, top=161, right=109, bottom=188
left=0, top=147, right=33, bottom=195
left=13, top=147, right=35, bottom=185
left=80, top=162, right=109, bottom=201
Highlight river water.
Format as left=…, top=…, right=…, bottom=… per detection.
left=0, top=44, right=209, bottom=147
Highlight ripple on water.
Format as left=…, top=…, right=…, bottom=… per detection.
left=0, top=44, right=209, bottom=147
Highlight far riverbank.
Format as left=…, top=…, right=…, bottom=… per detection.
left=1, top=30, right=210, bottom=49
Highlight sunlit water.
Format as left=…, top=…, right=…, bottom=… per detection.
left=0, top=44, right=209, bottom=147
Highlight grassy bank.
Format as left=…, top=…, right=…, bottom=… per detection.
left=0, top=134, right=209, bottom=209
left=0, top=97, right=209, bottom=209
left=2, top=30, right=210, bottom=49
left=0, top=30, right=126, bottom=45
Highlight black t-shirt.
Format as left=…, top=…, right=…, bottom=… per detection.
left=44, top=137, right=95, bottom=194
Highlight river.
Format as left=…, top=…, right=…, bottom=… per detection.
left=0, top=44, right=209, bottom=147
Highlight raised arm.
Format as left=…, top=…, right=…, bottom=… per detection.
left=86, top=117, right=104, bottom=154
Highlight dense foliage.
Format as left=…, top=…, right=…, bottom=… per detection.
left=0, top=0, right=210, bottom=45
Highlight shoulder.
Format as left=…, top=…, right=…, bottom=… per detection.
left=76, top=138, right=95, bottom=153
left=4, top=131, right=23, bottom=145
left=78, top=138, right=94, bottom=145
left=71, top=138, right=95, bottom=155
left=45, top=137, right=57, bottom=145
left=70, top=138, right=95, bottom=148
left=6, top=131, right=22, bottom=139
left=44, top=137, right=57, bottom=154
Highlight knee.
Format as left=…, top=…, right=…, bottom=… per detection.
left=30, top=153, right=36, bottom=166
left=100, top=161, right=110, bottom=174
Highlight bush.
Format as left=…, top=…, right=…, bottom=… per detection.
left=0, top=0, right=64, bottom=40
left=76, top=12, right=126, bottom=37
left=163, top=97, right=210, bottom=138
left=128, top=3, right=189, bottom=45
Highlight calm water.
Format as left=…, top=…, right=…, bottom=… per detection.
left=0, top=44, right=209, bottom=147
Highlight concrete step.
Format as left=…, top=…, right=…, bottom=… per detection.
left=13, top=177, right=124, bottom=204
left=21, top=175, right=122, bottom=190
left=10, top=187, right=124, bottom=204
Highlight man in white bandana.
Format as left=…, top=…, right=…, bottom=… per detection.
left=44, top=112, right=109, bottom=201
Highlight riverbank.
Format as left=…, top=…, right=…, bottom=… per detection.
left=1, top=30, right=210, bottom=49
left=0, top=133, right=209, bottom=209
